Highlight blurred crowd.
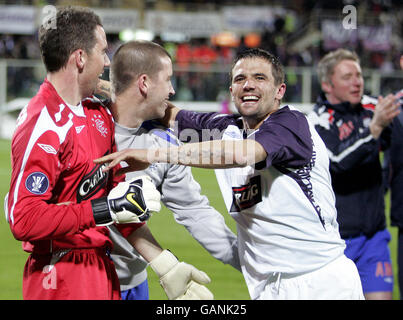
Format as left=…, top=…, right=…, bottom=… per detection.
left=0, top=0, right=402, bottom=102
left=1, top=24, right=401, bottom=72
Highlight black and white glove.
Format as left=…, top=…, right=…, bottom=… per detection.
left=91, top=175, right=161, bottom=226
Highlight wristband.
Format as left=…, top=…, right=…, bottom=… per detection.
left=91, top=197, right=112, bottom=225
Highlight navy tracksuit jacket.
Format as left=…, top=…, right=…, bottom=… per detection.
left=310, top=93, right=391, bottom=239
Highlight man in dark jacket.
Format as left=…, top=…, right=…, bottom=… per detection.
left=308, top=48, right=400, bottom=299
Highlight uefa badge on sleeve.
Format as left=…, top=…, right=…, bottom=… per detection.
left=25, top=172, right=49, bottom=195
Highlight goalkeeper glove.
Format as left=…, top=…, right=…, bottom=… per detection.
left=149, top=249, right=214, bottom=300
left=91, top=175, right=161, bottom=226
left=176, top=281, right=214, bottom=300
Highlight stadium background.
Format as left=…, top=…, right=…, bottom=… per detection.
left=0, top=0, right=402, bottom=300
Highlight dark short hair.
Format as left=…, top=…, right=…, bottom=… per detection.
left=39, top=6, right=102, bottom=72
left=230, top=48, right=285, bottom=85
left=110, top=40, right=171, bottom=96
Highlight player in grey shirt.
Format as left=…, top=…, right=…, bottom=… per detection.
left=99, top=40, right=239, bottom=300
left=110, top=121, right=240, bottom=299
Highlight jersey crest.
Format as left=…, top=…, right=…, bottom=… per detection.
left=25, top=172, right=49, bottom=195
left=91, top=114, right=108, bottom=138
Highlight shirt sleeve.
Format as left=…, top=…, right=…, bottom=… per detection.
left=8, top=128, right=95, bottom=242
left=254, top=111, right=313, bottom=169
left=176, top=110, right=219, bottom=132
left=176, top=110, right=237, bottom=142
left=114, top=222, right=145, bottom=239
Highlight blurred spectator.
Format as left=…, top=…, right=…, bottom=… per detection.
left=192, top=38, right=218, bottom=67
left=176, top=42, right=193, bottom=67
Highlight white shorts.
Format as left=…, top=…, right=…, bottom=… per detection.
left=258, top=255, right=364, bottom=300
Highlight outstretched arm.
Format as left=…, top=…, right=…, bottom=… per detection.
left=94, top=139, right=267, bottom=175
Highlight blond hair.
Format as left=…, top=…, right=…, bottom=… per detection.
left=317, top=48, right=360, bottom=84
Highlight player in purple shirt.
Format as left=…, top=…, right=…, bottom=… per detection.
left=96, top=48, right=363, bottom=299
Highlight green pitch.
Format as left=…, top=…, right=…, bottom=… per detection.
left=0, top=138, right=399, bottom=299
left=0, top=139, right=29, bottom=299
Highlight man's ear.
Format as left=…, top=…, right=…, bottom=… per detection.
left=229, top=85, right=235, bottom=102
left=321, top=81, right=332, bottom=94
left=275, top=83, right=286, bottom=100
left=138, top=74, right=148, bottom=97
left=73, top=49, right=86, bottom=70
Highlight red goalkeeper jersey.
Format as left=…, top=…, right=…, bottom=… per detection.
left=6, top=79, right=137, bottom=253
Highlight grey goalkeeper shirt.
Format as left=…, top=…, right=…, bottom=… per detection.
left=109, top=120, right=240, bottom=291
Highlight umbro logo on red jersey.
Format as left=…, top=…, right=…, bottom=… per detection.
left=37, top=143, right=57, bottom=155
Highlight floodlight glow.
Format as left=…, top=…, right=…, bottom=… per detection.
left=119, top=29, right=135, bottom=42
left=134, top=29, right=155, bottom=41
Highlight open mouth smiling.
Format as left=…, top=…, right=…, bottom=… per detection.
left=242, top=95, right=259, bottom=101
left=241, top=95, right=260, bottom=104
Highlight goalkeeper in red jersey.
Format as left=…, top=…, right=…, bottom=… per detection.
left=4, top=6, right=161, bottom=300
